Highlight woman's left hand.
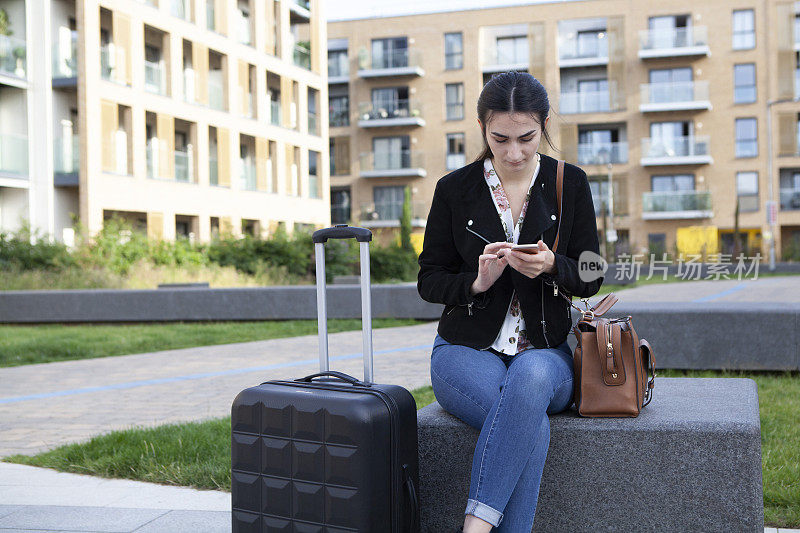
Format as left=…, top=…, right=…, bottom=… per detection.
left=502, top=239, right=557, bottom=279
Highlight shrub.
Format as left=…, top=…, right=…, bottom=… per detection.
left=0, top=226, right=75, bottom=271
left=370, top=245, right=419, bottom=282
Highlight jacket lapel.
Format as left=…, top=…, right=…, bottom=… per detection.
left=518, top=155, right=557, bottom=245
left=460, top=161, right=507, bottom=243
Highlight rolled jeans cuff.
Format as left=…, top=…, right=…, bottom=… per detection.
left=465, top=498, right=503, bottom=527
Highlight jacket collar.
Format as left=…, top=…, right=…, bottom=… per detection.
left=459, top=155, right=557, bottom=245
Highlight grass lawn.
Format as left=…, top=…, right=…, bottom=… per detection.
left=0, top=319, right=426, bottom=367
left=4, top=373, right=797, bottom=528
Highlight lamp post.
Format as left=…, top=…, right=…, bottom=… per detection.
left=597, top=148, right=616, bottom=261
left=766, top=97, right=798, bottom=271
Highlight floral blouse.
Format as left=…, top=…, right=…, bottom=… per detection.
left=483, top=156, right=541, bottom=355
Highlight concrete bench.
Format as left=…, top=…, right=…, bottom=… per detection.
left=416, top=378, right=763, bottom=532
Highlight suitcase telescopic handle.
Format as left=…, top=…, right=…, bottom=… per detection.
left=313, top=225, right=374, bottom=384
left=295, top=371, right=368, bottom=387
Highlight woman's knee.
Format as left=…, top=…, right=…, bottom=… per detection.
left=503, top=351, right=572, bottom=408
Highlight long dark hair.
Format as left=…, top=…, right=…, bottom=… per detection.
left=475, top=71, right=555, bottom=162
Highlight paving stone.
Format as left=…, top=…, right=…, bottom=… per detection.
left=0, top=505, right=168, bottom=532
left=133, top=510, right=230, bottom=533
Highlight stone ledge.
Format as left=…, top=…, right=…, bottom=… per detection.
left=417, top=377, right=763, bottom=533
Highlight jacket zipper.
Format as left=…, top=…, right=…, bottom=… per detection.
left=540, top=279, right=551, bottom=348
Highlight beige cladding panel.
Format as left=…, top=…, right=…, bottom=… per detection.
left=215, top=0, right=228, bottom=36
left=112, top=12, right=132, bottom=85
left=193, top=43, right=209, bottom=106
left=285, top=144, right=294, bottom=193
left=100, top=101, right=118, bottom=173
left=778, top=112, right=797, bottom=156
left=217, top=127, right=231, bottom=187
left=607, top=16, right=625, bottom=112
left=333, top=137, right=350, bottom=175
left=156, top=114, right=175, bottom=179
left=529, top=21, right=546, bottom=82
left=264, top=0, right=275, bottom=54
left=147, top=212, right=164, bottom=240
left=256, top=137, right=268, bottom=191
left=238, top=60, right=249, bottom=116
left=776, top=2, right=795, bottom=99
left=559, top=123, right=578, bottom=164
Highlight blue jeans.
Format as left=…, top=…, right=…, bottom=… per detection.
left=430, top=335, right=574, bottom=532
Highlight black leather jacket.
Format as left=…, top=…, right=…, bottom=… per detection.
left=417, top=154, right=603, bottom=350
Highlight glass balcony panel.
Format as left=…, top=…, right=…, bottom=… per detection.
left=294, top=43, right=311, bottom=70
left=206, top=1, right=215, bottom=31
left=100, top=44, right=113, bottom=80
left=359, top=201, right=427, bottom=222
left=183, top=68, right=196, bottom=103
left=358, top=99, right=422, bottom=121
left=559, top=34, right=608, bottom=60
left=146, top=140, right=158, bottom=179
left=294, top=0, right=310, bottom=9
left=239, top=159, right=257, bottom=190
left=174, top=149, right=193, bottom=182
left=639, top=26, right=708, bottom=51
left=737, top=194, right=759, bottom=212
left=0, top=133, right=28, bottom=176
left=236, top=11, right=252, bottom=45
left=54, top=134, right=79, bottom=173
left=270, top=100, right=281, bottom=126
left=0, top=35, right=26, bottom=78
left=447, top=154, right=466, bottom=170
left=642, top=190, right=712, bottom=213
left=577, top=142, right=628, bottom=165
left=208, top=77, right=224, bottom=110
left=559, top=91, right=610, bottom=114
left=208, top=155, right=218, bottom=185
left=52, top=30, right=78, bottom=78
left=308, top=112, right=318, bottom=135
left=642, top=136, right=709, bottom=158
left=144, top=60, right=165, bottom=94
left=780, top=188, right=800, bottom=210
left=359, top=150, right=424, bottom=172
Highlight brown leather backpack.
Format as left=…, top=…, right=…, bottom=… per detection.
left=552, top=160, right=656, bottom=417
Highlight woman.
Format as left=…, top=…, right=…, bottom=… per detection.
left=417, top=71, right=602, bottom=533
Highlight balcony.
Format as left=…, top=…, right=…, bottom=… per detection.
left=209, top=155, right=218, bottom=185
left=780, top=188, right=800, bottom=210
left=642, top=190, right=712, bottom=219
left=558, top=40, right=608, bottom=68
left=175, top=148, right=194, bottom=182
left=0, top=35, right=27, bottom=80
left=239, top=159, right=256, bottom=191
left=293, top=42, right=311, bottom=70
left=641, top=136, right=712, bottom=166
left=638, top=26, right=709, bottom=59
left=577, top=142, right=628, bottom=166
left=289, top=0, right=310, bottom=20
left=270, top=100, right=281, bottom=126
left=183, top=68, right=196, bottom=103
left=639, top=81, right=711, bottom=112
left=235, top=11, right=252, bottom=46
left=359, top=200, right=428, bottom=228
left=0, top=133, right=28, bottom=178
left=206, top=2, right=215, bottom=31
left=357, top=100, right=425, bottom=128
left=359, top=150, right=426, bottom=178
left=358, top=49, right=424, bottom=78
left=54, top=135, right=79, bottom=185
left=52, top=30, right=78, bottom=80
left=144, top=59, right=166, bottom=95
left=308, top=111, right=318, bottom=135
left=559, top=90, right=610, bottom=114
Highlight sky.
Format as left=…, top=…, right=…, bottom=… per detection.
left=325, top=0, right=579, bottom=22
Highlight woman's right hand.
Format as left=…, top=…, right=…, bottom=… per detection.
left=470, top=242, right=512, bottom=295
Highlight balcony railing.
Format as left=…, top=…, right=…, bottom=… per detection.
left=482, top=45, right=529, bottom=70
left=358, top=48, right=425, bottom=77
left=780, top=188, right=800, bottom=210
left=171, top=0, right=191, bottom=20
left=0, top=35, right=26, bottom=79
left=183, top=68, right=196, bottom=103
left=144, top=59, right=166, bottom=94
left=558, top=38, right=608, bottom=66
left=359, top=150, right=426, bottom=177
left=175, top=148, right=193, bottom=182
left=270, top=100, right=282, bottom=126
left=293, top=43, right=311, bottom=70
left=236, top=11, right=252, bottom=45
left=100, top=43, right=127, bottom=83
left=209, top=77, right=224, bottom=110
left=641, top=136, right=711, bottom=165
left=107, top=130, right=129, bottom=175
left=577, top=142, right=628, bottom=165
left=309, top=174, right=320, bottom=198
left=639, top=81, right=711, bottom=111
left=209, top=155, right=218, bottom=185
left=642, top=190, right=712, bottom=218
left=359, top=200, right=428, bottom=224
left=357, top=99, right=424, bottom=127
left=52, top=30, right=78, bottom=79
left=146, top=140, right=159, bottom=178
left=559, top=91, right=610, bottom=114
left=308, top=111, right=318, bottom=135
left=206, top=1, right=215, bottom=31
left=54, top=135, right=79, bottom=174
left=638, top=26, right=709, bottom=58
left=0, top=133, right=28, bottom=177
left=239, top=159, right=257, bottom=191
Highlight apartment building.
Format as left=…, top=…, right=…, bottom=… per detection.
left=328, top=0, right=800, bottom=259
left=0, top=0, right=328, bottom=243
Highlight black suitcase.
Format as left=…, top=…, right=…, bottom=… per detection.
left=231, top=225, right=420, bottom=533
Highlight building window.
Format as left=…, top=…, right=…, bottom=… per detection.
left=328, top=49, right=348, bottom=78
left=445, top=32, right=463, bottom=70
left=733, top=64, right=756, bottom=104
left=648, top=67, right=692, bottom=103
left=373, top=185, right=405, bottom=220
left=446, top=133, right=465, bottom=170
left=736, top=171, right=759, bottom=212
left=371, top=87, right=409, bottom=118
left=373, top=136, right=410, bottom=170
left=329, top=95, right=349, bottom=127
left=735, top=118, right=758, bottom=158
left=651, top=174, right=695, bottom=192
left=446, top=83, right=464, bottom=120
left=371, top=37, right=408, bottom=69
left=309, top=150, right=320, bottom=199
left=648, top=233, right=667, bottom=256
left=732, top=9, right=755, bottom=50
left=331, top=187, right=351, bottom=224
left=496, top=35, right=527, bottom=64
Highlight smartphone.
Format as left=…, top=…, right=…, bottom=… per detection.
left=511, top=243, right=539, bottom=254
